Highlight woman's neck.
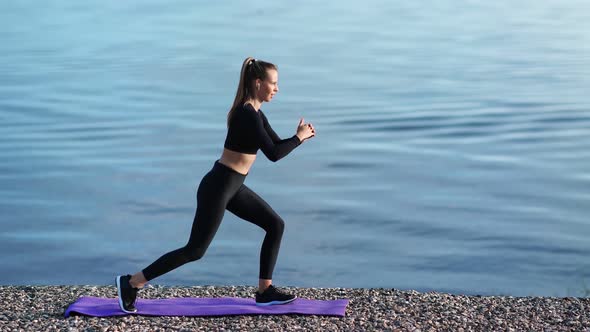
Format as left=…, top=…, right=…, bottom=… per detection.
left=244, top=98, right=262, bottom=111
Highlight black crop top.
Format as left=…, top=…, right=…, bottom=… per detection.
left=224, top=103, right=302, bottom=162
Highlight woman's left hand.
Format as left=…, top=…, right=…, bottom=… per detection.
left=296, top=118, right=315, bottom=142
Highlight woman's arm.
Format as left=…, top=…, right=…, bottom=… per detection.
left=261, top=111, right=296, bottom=144
left=252, top=110, right=301, bottom=162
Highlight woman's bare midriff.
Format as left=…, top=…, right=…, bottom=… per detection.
left=218, top=148, right=257, bottom=175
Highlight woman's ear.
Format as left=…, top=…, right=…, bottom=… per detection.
left=255, top=78, right=261, bottom=90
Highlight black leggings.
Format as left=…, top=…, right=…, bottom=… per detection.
left=141, top=160, right=285, bottom=281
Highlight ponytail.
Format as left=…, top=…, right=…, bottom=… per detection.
left=227, top=57, right=277, bottom=128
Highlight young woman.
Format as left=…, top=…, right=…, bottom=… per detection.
left=115, top=57, right=316, bottom=313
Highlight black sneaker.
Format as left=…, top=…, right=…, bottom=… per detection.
left=255, top=285, right=297, bottom=306
left=116, top=275, right=138, bottom=313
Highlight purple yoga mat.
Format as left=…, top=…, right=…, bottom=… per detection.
left=64, top=296, right=349, bottom=317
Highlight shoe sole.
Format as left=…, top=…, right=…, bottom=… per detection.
left=255, top=296, right=297, bottom=306
left=115, top=275, right=137, bottom=313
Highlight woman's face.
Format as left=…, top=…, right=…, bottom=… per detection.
left=256, top=69, right=279, bottom=102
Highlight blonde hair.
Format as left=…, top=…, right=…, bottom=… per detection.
left=227, top=57, right=277, bottom=128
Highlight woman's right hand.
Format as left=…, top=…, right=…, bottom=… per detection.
left=296, top=118, right=315, bottom=142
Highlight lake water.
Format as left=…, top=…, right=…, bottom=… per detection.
left=1, top=0, right=589, bottom=297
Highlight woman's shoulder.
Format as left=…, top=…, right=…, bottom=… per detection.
left=230, top=103, right=261, bottom=127
left=241, top=103, right=263, bottom=120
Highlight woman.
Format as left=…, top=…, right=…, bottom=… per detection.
left=115, top=57, right=316, bottom=313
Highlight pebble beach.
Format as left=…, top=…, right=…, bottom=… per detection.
left=0, top=285, right=588, bottom=331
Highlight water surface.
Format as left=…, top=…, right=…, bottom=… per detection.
left=1, top=0, right=589, bottom=297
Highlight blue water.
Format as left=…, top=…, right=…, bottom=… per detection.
left=1, top=0, right=589, bottom=297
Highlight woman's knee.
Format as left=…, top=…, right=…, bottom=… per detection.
left=183, top=245, right=207, bottom=262
left=268, top=216, right=285, bottom=236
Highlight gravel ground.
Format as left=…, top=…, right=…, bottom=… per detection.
left=0, top=285, right=589, bottom=331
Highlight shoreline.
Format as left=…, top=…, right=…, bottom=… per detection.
left=1, top=285, right=588, bottom=331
